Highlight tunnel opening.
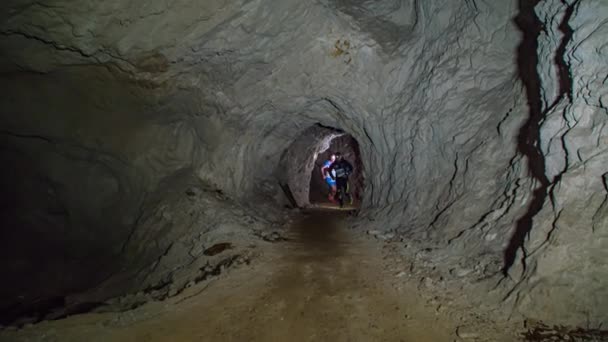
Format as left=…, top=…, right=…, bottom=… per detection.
left=278, top=123, right=364, bottom=210
left=308, top=134, right=364, bottom=209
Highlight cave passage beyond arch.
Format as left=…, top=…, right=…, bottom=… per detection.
left=278, top=124, right=364, bottom=209
left=309, top=134, right=364, bottom=207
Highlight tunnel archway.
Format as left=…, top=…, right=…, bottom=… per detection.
left=308, top=134, right=364, bottom=207
left=278, top=124, right=364, bottom=209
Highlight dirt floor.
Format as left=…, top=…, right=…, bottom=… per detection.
left=0, top=210, right=524, bottom=342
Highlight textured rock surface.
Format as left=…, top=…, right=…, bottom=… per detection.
left=0, top=0, right=606, bottom=327
left=507, top=0, right=608, bottom=324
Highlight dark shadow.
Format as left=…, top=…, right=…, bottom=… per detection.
left=502, top=0, right=578, bottom=276
left=314, top=122, right=345, bottom=133
left=554, top=0, right=579, bottom=101
left=502, top=0, right=549, bottom=276
left=293, top=210, right=345, bottom=248
left=279, top=182, right=299, bottom=208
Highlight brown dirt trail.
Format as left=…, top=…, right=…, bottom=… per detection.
left=0, top=211, right=457, bottom=342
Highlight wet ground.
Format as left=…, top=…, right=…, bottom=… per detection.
left=0, top=211, right=461, bottom=342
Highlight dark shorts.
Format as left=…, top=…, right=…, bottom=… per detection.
left=336, top=177, right=348, bottom=191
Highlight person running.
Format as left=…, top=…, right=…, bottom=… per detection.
left=329, top=152, right=354, bottom=207
left=320, top=153, right=337, bottom=203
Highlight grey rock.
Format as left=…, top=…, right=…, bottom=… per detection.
left=378, top=233, right=396, bottom=241
left=367, top=230, right=395, bottom=241
left=456, top=326, right=479, bottom=339
left=451, top=268, right=474, bottom=278
left=422, top=277, right=433, bottom=288
left=0, top=0, right=605, bottom=329
left=263, top=232, right=288, bottom=242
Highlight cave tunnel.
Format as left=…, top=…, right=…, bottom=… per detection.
left=0, top=0, right=607, bottom=339
left=308, top=132, right=364, bottom=208
left=278, top=123, right=364, bottom=209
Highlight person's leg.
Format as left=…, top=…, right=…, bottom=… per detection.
left=336, top=178, right=346, bottom=207
left=330, top=184, right=337, bottom=203
left=325, top=177, right=337, bottom=203
left=345, top=180, right=353, bottom=204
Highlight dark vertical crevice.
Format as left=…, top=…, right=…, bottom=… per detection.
left=545, top=0, right=579, bottom=187
left=502, top=0, right=549, bottom=276
left=503, top=0, right=578, bottom=276
left=555, top=0, right=579, bottom=102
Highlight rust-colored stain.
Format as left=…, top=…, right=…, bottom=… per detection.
left=330, top=39, right=353, bottom=65
left=330, top=39, right=351, bottom=57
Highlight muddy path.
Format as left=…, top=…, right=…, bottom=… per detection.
left=241, top=211, right=455, bottom=341
left=0, top=211, right=459, bottom=342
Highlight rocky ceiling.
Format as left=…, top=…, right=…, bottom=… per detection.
left=0, top=0, right=606, bottom=327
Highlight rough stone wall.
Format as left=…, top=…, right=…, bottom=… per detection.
left=0, top=0, right=522, bottom=204
left=1, top=0, right=607, bottom=326
left=0, top=66, right=209, bottom=321
left=506, top=0, right=608, bottom=325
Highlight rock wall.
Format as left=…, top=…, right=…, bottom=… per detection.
left=0, top=65, right=210, bottom=322
left=506, top=0, right=608, bottom=324
left=0, top=0, right=606, bottom=326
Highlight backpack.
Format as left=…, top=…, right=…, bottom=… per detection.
left=334, top=161, right=352, bottom=178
